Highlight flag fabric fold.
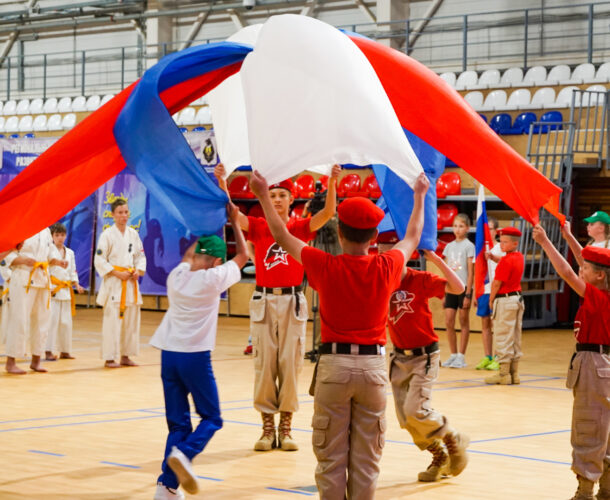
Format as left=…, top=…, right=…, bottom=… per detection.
left=474, top=184, right=494, bottom=299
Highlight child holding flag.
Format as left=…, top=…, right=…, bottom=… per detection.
left=473, top=184, right=504, bottom=370
left=532, top=224, right=610, bottom=500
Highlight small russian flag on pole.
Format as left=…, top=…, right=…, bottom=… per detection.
left=475, top=184, right=494, bottom=299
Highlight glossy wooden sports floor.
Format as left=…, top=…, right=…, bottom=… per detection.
left=0, top=307, right=578, bottom=499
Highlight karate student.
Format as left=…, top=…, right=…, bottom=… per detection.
left=250, top=169, right=451, bottom=499
left=45, top=223, right=84, bottom=360
left=94, top=198, right=147, bottom=368
left=4, top=228, right=65, bottom=374
left=151, top=204, right=248, bottom=500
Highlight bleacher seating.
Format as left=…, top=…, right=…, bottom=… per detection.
left=592, top=62, right=610, bottom=83
left=32, top=115, right=47, bottom=131
left=546, top=64, right=570, bottom=85
left=295, top=174, right=314, bottom=198
left=3, top=100, right=16, bottom=115
left=490, top=113, right=512, bottom=134
left=513, top=112, right=537, bottom=134
left=437, top=203, right=458, bottom=229
left=554, top=86, right=580, bottom=107
left=43, top=98, right=58, bottom=114
left=438, top=172, right=461, bottom=195
left=337, top=173, right=362, bottom=198
left=439, top=72, right=456, bottom=87
left=57, top=97, right=72, bottom=113
left=530, top=87, right=555, bottom=109
left=61, top=113, right=76, bottom=129
left=71, top=96, right=86, bottom=112
left=0, top=117, right=5, bottom=132
left=474, top=69, right=500, bottom=89
left=569, top=63, right=595, bottom=84
left=480, top=89, right=507, bottom=111
left=499, top=67, right=523, bottom=87
left=195, top=106, right=211, bottom=124
left=86, top=95, right=101, bottom=111
left=504, top=88, right=531, bottom=109
left=464, top=91, right=483, bottom=109
left=100, top=94, right=114, bottom=106
left=178, top=107, right=197, bottom=125
left=47, top=114, right=62, bottom=131
left=16, top=99, right=30, bottom=115
left=29, top=98, right=43, bottom=115
left=18, top=115, right=33, bottom=132
left=363, top=174, right=381, bottom=198
left=533, top=110, right=563, bottom=133
left=229, top=175, right=255, bottom=199
left=455, top=70, right=478, bottom=90
left=4, top=115, right=18, bottom=132
left=519, top=66, right=547, bottom=86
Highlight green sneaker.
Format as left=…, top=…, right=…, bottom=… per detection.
left=486, top=359, right=500, bottom=371
left=475, top=357, right=492, bottom=370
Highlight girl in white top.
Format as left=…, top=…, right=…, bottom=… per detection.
left=562, top=211, right=610, bottom=268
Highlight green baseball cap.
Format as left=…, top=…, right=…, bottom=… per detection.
left=584, top=211, right=610, bottom=225
left=195, top=235, right=226, bottom=261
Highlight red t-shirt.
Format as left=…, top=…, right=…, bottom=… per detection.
left=301, top=247, right=405, bottom=345
left=574, top=283, right=610, bottom=345
left=494, top=251, right=524, bottom=294
left=388, top=269, right=447, bottom=350
left=247, top=216, right=316, bottom=287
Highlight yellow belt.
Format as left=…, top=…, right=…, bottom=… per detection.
left=113, top=266, right=138, bottom=319
left=51, top=275, right=76, bottom=317
left=25, top=261, right=50, bottom=308
left=1, top=286, right=8, bottom=301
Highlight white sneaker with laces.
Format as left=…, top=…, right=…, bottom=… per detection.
left=451, top=353, right=467, bottom=368
left=167, top=446, right=199, bottom=494
left=442, top=353, right=458, bottom=367
left=154, top=483, right=185, bottom=500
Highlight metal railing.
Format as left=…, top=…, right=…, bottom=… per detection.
left=569, top=88, right=610, bottom=169
left=0, top=1, right=609, bottom=99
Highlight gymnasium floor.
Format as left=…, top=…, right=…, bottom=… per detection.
left=1, top=308, right=576, bottom=499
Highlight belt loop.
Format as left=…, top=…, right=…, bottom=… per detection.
left=332, top=343, right=337, bottom=354
left=425, top=353, right=431, bottom=374
left=350, top=344, right=358, bottom=355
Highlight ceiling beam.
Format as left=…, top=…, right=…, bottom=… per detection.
left=179, top=8, right=211, bottom=50
left=226, top=7, right=248, bottom=29
left=353, top=0, right=375, bottom=23
left=300, top=0, right=318, bottom=17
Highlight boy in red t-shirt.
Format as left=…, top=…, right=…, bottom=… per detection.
left=533, top=224, right=610, bottom=500
left=250, top=168, right=428, bottom=500
left=485, top=226, right=525, bottom=385
left=215, top=163, right=340, bottom=452
left=387, top=249, right=469, bottom=483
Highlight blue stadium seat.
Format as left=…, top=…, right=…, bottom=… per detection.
left=489, top=113, right=513, bottom=134
left=9, top=133, right=19, bottom=138
left=513, top=112, right=537, bottom=134
left=533, top=110, right=563, bottom=133
left=179, top=127, right=188, bottom=133
left=24, top=133, right=35, bottom=138
left=479, top=113, right=488, bottom=123
left=192, top=126, right=206, bottom=132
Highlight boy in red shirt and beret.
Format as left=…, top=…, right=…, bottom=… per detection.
left=250, top=168, right=428, bottom=500
left=533, top=224, right=610, bottom=500
left=215, top=164, right=340, bottom=452
left=387, top=248, right=470, bottom=482
left=485, top=226, right=525, bottom=385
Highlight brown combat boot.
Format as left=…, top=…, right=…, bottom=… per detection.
left=510, top=359, right=521, bottom=385
left=418, top=440, right=449, bottom=482
left=598, top=462, right=610, bottom=500
left=570, top=476, right=595, bottom=500
left=278, top=411, right=299, bottom=451
left=485, top=362, right=511, bottom=385
left=254, top=413, right=276, bottom=451
left=443, top=431, right=470, bottom=477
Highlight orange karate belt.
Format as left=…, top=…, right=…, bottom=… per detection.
left=25, top=261, right=50, bottom=308
left=113, top=266, right=138, bottom=319
left=1, top=284, right=8, bottom=304
left=50, top=275, right=76, bottom=317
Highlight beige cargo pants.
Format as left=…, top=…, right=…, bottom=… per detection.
left=312, top=353, right=387, bottom=500
left=492, top=295, right=524, bottom=363
left=567, top=350, right=610, bottom=481
left=250, top=290, right=308, bottom=414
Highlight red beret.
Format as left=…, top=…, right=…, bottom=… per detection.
left=269, top=179, right=294, bottom=195
left=582, top=246, right=610, bottom=268
left=499, top=227, right=522, bottom=237
left=338, top=197, right=385, bottom=229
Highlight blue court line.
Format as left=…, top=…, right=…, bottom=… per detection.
left=468, top=449, right=571, bottom=466
left=0, top=414, right=162, bottom=433
left=0, top=407, right=164, bottom=425
left=28, top=449, right=65, bottom=457
left=196, top=475, right=223, bottom=482
left=266, top=487, right=315, bottom=496
left=100, top=461, right=141, bottom=469
left=471, top=429, right=570, bottom=444
left=518, top=385, right=570, bottom=392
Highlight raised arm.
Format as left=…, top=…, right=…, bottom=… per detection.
left=561, top=220, right=585, bottom=268
left=309, top=164, right=341, bottom=231
left=250, top=170, right=306, bottom=264
left=423, top=249, right=465, bottom=295
left=533, top=224, right=585, bottom=297
left=214, top=163, right=249, bottom=231
left=392, top=172, right=430, bottom=262
left=228, top=202, right=249, bottom=269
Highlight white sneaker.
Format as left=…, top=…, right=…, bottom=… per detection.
left=451, top=353, right=467, bottom=368
left=167, top=447, right=199, bottom=494
left=154, top=483, right=185, bottom=500
left=442, top=353, right=458, bottom=367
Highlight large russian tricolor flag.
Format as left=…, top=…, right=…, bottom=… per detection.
left=475, top=184, right=494, bottom=299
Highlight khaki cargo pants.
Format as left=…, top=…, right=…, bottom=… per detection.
left=492, top=295, right=524, bottom=363
left=390, top=350, right=449, bottom=450
left=250, top=290, right=307, bottom=414
left=567, top=351, right=610, bottom=481
left=312, top=354, right=387, bottom=500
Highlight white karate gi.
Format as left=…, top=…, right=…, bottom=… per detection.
left=94, top=224, right=146, bottom=361
left=46, top=246, right=79, bottom=354
left=0, top=261, right=11, bottom=344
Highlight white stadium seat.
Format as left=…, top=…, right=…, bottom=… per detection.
left=57, top=97, right=72, bottom=113
left=196, top=106, right=212, bottom=124
left=16, top=99, right=30, bottom=115
left=592, top=62, right=610, bottom=83
left=4, top=115, right=19, bottom=132
left=530, top=87, right=556, bottom=109
left=553, top=86, right=581, bottom=108
left=0, top=116, right=6, bottom=132
left=463, top=91, right=484, bottom=110
left=580, top=84, right=607, bottom=106
left=439, top=72, right=456, bottom=87
left=545, top=64, right=571, bottom=85
left=61, top=113, right=77, bottom=129
left=29, top=98, right=43, bottom=115
left=498, top=67, right=523, bottom=88
left=568, top=63, right=595, bottom=84
left=474, top=69, right=500, bottom=89
left=32, top=114, right=48, bottom=131
left=43, top=97, right=58, bottom=114
left=47, top=114, right=62, bottom=131
left=455, top=70, right=478, bottom=90
left=480, top=89, right=507, bottom=111
left=71, top=96, right=86, bottom=112
left=100, top=94, right=114, bottom=106
left=18, top=115, right=33, bottom=132
left=178, top=107, right=197, bottom=125
left=3, top=100, right=17, bottom=116
left=500, top=88, right=531, bottom=110
left=0, top=101, right=4, bottom=115
left=519, top=66, right=547, bottom=87
left=86, top=95, right=101, bottom=111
